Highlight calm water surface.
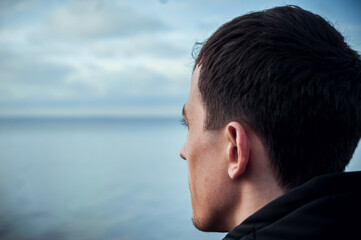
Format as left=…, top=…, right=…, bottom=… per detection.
left=0, top=118, right=225, bottom=240
left=0, top=118, right=360, bottom=240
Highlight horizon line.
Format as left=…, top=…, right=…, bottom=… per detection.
left=0, top=114, right=181, bottom=120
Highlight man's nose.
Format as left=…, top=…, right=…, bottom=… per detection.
left=180, top=144, right=186, bottom=160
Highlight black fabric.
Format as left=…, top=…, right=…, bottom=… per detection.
left=223, top=171, right=361, bottom=240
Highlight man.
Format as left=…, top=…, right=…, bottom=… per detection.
left=180, top=5, right=361, bottom=240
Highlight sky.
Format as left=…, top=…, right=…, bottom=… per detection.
left=1, top=0, right=360, bottom=117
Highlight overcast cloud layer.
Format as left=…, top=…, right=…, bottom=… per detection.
left=1, top=0, right=360, bottom=117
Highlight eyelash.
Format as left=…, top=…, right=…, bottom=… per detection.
left=180, top=118, right=188, bottom=128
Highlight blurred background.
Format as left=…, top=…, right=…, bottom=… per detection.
left=0, top=0, right=360, bottom=239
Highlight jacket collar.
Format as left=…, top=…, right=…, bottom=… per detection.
left=223, top=171, right=361, bottom=240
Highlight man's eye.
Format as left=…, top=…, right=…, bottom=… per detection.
left=180, top=118, right=188, bottom=128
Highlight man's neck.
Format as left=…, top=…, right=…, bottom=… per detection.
left=231, top=178, right=286, bottom=227
left=228, top=133, right=286, bottom=230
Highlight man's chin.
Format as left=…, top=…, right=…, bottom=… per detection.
left=192, top=217, right=229, bottom=233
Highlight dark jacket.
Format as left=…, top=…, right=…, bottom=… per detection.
left=223, top=171, right=361, bottom=240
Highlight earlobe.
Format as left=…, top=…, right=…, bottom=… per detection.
left=226, top=122, right=250, bottom=180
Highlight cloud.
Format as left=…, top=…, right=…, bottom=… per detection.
left=0, top=57, right=187, bottom=117
left=0, top=0, right=190, bottom=112
left=45, top=1, right=168, bottom=40
left=0, top=50, right=71, bottom=85
left=159, top=0, right=169, bottom=4
left=0, top=44, right=189, bottom=114
left=0, top=0, right=41, bottom=17
left=0, top=49, right=74, bottom=102
left=90, top=37, right=188, bottom=59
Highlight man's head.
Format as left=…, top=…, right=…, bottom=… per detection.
left=181, top=5, right=361, bottom=232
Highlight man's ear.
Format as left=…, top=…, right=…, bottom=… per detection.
left=226, top=122, right=250, bottom=180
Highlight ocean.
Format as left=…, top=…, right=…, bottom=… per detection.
left=0, top=118, right=360, bottom=240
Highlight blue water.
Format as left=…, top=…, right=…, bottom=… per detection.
left=0, top=118, right=226, bottom=240
left=0, top=118, right=360, bottom=240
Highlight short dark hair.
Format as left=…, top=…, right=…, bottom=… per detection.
left=195, top=5, right=361, bottom=189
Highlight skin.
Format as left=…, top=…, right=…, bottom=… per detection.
left=180, top=66, right=286, bottom=232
